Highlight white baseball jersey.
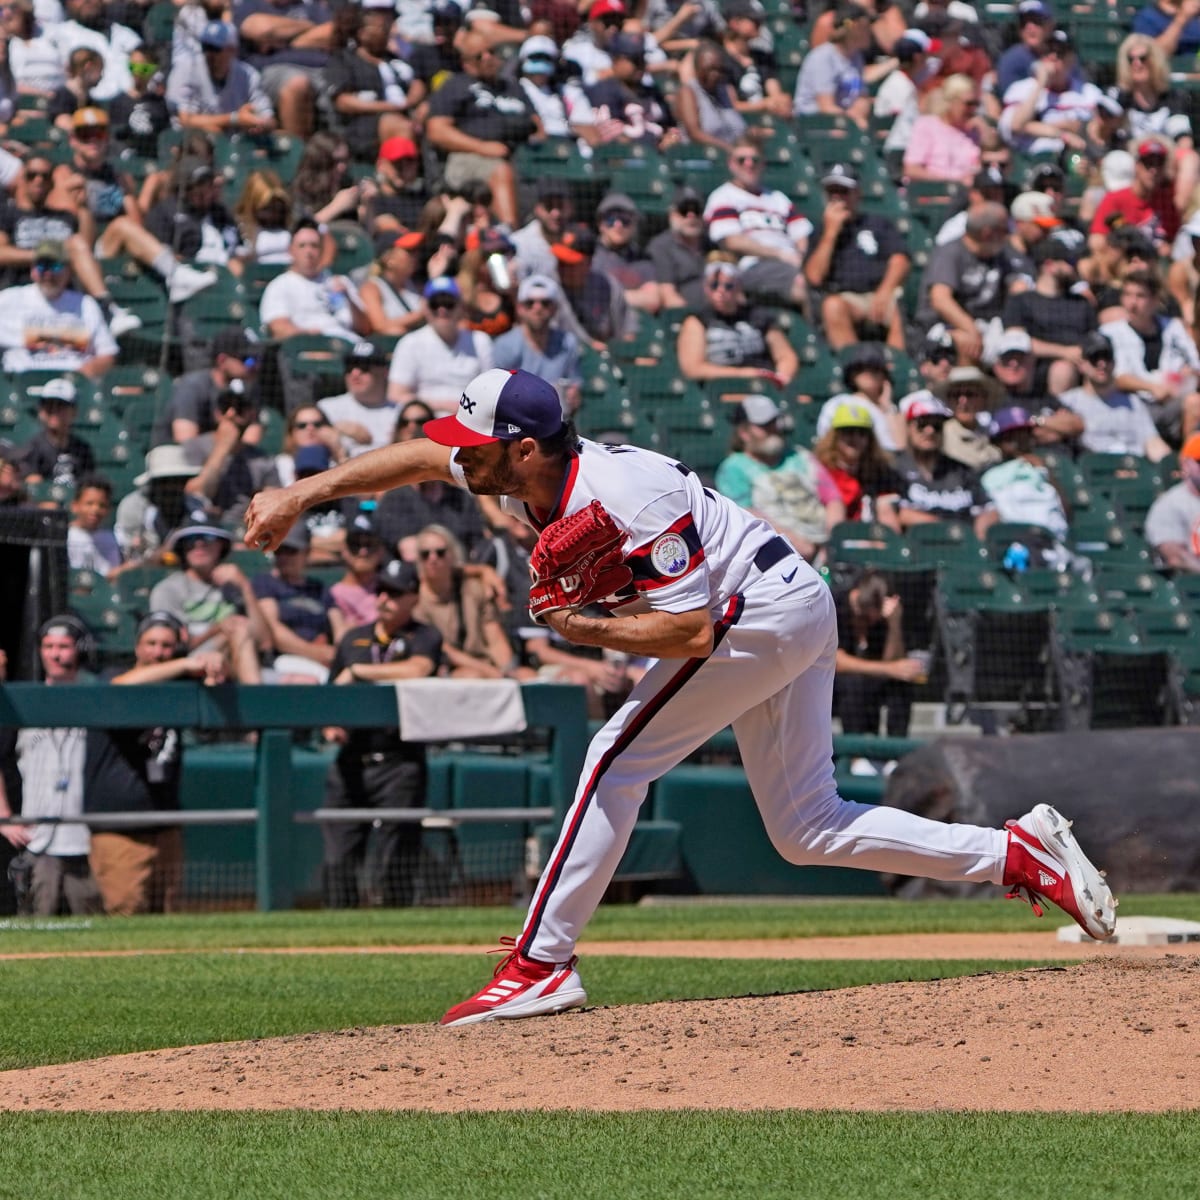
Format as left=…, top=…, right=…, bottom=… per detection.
left=703, top=182, right=813, bottom=269
left=454, top=435, right=1008, bottom=963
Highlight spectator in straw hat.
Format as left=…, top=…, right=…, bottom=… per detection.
left=114, top=445, right=207, bottom=561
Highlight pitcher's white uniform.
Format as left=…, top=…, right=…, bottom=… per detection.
left=453, top=436, right=1008, bottom=963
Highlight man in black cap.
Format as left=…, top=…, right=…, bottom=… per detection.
left=1001, top=235, right=1098, bottom=395
left=318, top=341, right=399, bottom=458
left=803, top=162, right=910, bottom=351
left=144, top=155, right=240, bottom=270
left=153, top=326, right=263, bottom=447
left=576, top=31, right=674, bottom=150
left=321, top=557, right=442, bottom=908
left=647, top=185, right=710, bottom=309
left=592, top=190, right=662, bottom=324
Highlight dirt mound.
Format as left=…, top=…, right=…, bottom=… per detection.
left=2, top=957, right=1197, bottom=1113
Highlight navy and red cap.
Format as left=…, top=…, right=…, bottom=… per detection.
left=424, top=368, right=565, bottom=447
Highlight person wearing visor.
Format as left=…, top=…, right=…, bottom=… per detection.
left=246, top=366, right=1119, bottom=1025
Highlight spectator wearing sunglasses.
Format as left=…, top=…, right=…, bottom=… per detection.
left=319, top=342, right=399, bottom=458
left=592, top=191, right=663, bottom=324
left=152, top=327, right=263, bottom=449
left=108, top=43, right=172, bottom=161
left=274, top=404, right=346, bottom=487
left=387, top=276, right=495, bottom=415
left=491, top=275, right=582, bottom=412
left=988, top=328, right=1084, bottom=446
left=703, top=137, right=813, bottom=313
left=0, top=239, right=116, bottom=377
left=647, top=186, right=710, bottom=310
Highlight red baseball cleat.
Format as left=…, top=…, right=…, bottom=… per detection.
left=1003, top=804, right=1117, bottom=941
left=440, top=938, right=587, bottom=1027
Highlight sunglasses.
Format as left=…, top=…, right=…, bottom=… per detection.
left=1128, top=52, right=1150, bottom=63
left=73, top=127, right=108, bottom=141
left=733, top=154, right=761, bottom=166
left=292, top=419, right=326, bottom=430
left=130, top=61, right=158, bottom=78
left=520, top=298, right=556, bottom=309
left=677, top=203, right=702, bottom=216
left=598, top=14, right=623, bottom=26
left=951, top=388, right=985, bottom=401
left=348, top=542, right=381, bottom=555
left=419, top=547, right=449, bottom=559
left=601, top=212, right=635, bottom=226
left=468, top=48, right=496, bottom=62
left=429, top=298, right=458, bottom=312
left=998, top=353, right=1028, bottom=366
left=914, top=417, right=946, bottom=431
left=706, top=278, right=737, bottom=291
left=399, top=413, right=430, bottom=426
left=182, top=534, right=223, bottom=547
left=25, top=169, right=52, bottom=180
left=34, top=259, right=66, bottom=272
left=1085, top=353, right=1114, bottom=365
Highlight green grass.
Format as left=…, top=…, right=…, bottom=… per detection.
left=0, top=953, right=1044, bottom=1070
left=2, top=901, right=1195, bottom=1199
left=1, top=892, right=1197, bottom=952
left=2, top=1111, right=1197, bottom=1200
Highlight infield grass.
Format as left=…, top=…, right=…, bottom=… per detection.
left=2, top=899, right=1196, bottom=1199
left=2, top=1110, right=1197, bottom=1200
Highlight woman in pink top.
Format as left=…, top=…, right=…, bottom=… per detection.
left=904, top=75, right=991, bottom=187
left=328, top=527, right=385, bottom=638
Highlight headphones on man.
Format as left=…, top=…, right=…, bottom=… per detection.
left=135, top=610, right=187, bottom=655
left=38, top=613, right=96, bottom=672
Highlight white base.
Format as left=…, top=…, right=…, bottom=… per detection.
left=1057, top=915, right=1200, bottom=945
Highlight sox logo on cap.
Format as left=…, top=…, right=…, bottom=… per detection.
left=425, top=368, right=566, bottom=447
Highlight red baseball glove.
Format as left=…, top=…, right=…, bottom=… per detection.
left=528, top=500, right=633, bottom=624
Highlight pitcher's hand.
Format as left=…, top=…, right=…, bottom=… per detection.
left=244, top=486, right=305, bottom=553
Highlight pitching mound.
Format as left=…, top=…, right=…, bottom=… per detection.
left=2, top=956, right=1197, bottom=1113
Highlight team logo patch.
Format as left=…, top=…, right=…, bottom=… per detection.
left=650, top=532, right=689, bottom=577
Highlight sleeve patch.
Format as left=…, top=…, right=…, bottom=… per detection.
left=627, top=514, right=705, bottom=591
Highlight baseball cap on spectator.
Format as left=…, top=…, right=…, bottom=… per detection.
left=674, top=185, right=702, bottom=210
left=1101, top=150, right=1136, bottom=192
left=374, top=228, right=423, bottom=258
left=519, top=34, right=559, bottom=68
left=517, top=274, right=559, bottom=303
left=551, top=224, right=597, bottom=264
left=176, top=155, right=215, bottom=189
left=72, top=106, right=108, bottom=131
left=821, top=163, right=860, bottom=190
left=731, top=394, right=780, bottom=425
left=922, top=329, right=956, bottom=361
left=38, top=377, right=77, bottom=405
left=989, top=406, right=1036, bottom=439
left=830, top=400, right=875, bottom=430
left=842, top=342, right=889, bottom=384
left=608, top=31, right=645, bottom=61
left=893, top=27, right=940, bottom=57
left=294, top=445, right=332, bottom=477
left=277, top=523, right=311, bottom=552
left=431, top=1, right=464, bottom=24
left=378, top=558, right=420, bottom=595
left=1081, top=331, right=1115, bottom=361
left=213, top=327, right=258, bottom=362
left=597, top=191, right=638, bottom=218
left=134, top=445, right=201, bottom=488
left=34, top=238, right=67, bottom=264
left=900, top=392, right=953, bottom=421
left=424, top=368, right=565, bottom=446
left=973, top=164, right=1007, bottom=193
left=199, top=19, right=237, bottom=48
left=537, top=177, right=571, bottom=204
left=995, top=329, right=1033, bottom=358
left=1045, top=28, right=1072, bottom=53
left=588, top=0, right=625, bottom=18
left=725, top=0, right=766, bottom=20
left=1010, top=191, right=1061, bottom=227
left=345, top=340, right=389, bottom=368
left=1033, top=235, right=1078, bottom=267
left=424, top=275, right=461, bottom=300
left=1025, top=162, right=1064, bottom=191
left=166, top=524, right=232, bottom=557
left=1017, top=0, right=1052, bottom=19
left=1108, top=225, right=1156, bottom=259
left=379, top=136, right=418, bottom=163
left=1137, top=139, right=1169, bottom=164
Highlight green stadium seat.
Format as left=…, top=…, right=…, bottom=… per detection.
left=1089, top=565, right=1180, bottom=614
left=142, top=1, right=177, bottom=48
left=826, top=520, right=921, bottom=584
left=327, top=221, right=375, bottom=275
left=1069, top=511, right=1153, bottom=566
left=905, top=521, right=988, bottom=572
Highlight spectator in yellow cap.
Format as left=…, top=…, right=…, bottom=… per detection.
left=813, top=399, right=904, bottom=528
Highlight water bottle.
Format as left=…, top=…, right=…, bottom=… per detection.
left=1003, top=542, right=1030, bottom=573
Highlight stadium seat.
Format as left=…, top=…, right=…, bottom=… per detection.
left=1069, top=511, right=1153, bottom=566
left=905, top=521, right=988, bottom=572
left=825, top=520, right=921, bottom=585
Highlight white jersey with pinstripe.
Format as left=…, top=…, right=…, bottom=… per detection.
left=450, top=437, right=1008, bottom=965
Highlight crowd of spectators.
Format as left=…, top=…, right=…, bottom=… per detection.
left=5, top=0, right=1200, bottom=906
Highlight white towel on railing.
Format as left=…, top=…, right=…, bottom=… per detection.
left=393, top=679, right=527, bottom=742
